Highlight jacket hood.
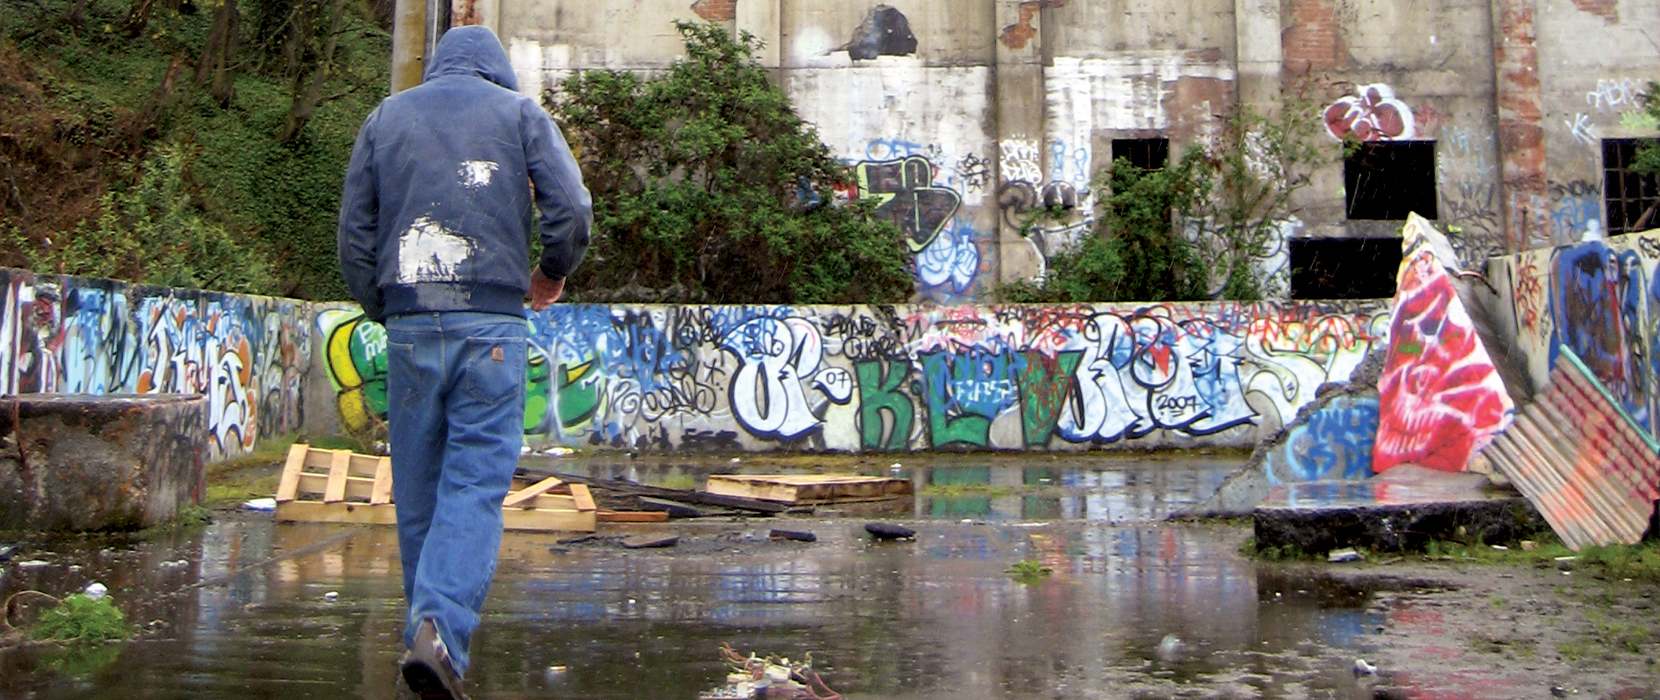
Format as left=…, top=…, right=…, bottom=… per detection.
left=423, top=25, right=519, bottom=91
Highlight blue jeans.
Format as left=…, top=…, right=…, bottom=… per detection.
left=384, top=311, right=527, bottom=677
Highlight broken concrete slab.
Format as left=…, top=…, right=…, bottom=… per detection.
left=1253, top=466, right=1547, bottom=554
left=1, top=394, right=207, bottom=531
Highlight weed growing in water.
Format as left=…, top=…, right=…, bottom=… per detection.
left=1005, top=560, right=1053, bottom=585
left=30, top=594, right=130, bottom=645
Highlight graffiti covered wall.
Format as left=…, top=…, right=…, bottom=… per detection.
left=318, top=300, right=1389, bottom=452
left=0, top=268, right=313, bottom=461
left=1493, top=229, right=1660, bottom=441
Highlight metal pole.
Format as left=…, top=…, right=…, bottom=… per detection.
left=389, top=0, right=426, bottom=94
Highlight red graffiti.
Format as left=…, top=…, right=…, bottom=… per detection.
left=1375, top=251, right=1514, bottom=473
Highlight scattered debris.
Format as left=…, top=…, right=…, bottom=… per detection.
left=700, top=643, right=841, bottom=700
left=81, top=583, right=106, bottom=601
left=517, top=468, right=788, bottom=515
left=865, top=523, right=915, bottom=540
left=1354, top=658, right=1378, bottom=676
left=323, top=591, right=339, bottom=602
left=556, top=534, right=600, bottom=546
left=769, top=529, right=817, bottom=543
left=541, top=447, right=575, bottom=457
left=0, top=544, right=15, bottom=562
left=242, top=498, right=276, bottom=512
left=16, top=560, right=49, bottom=569
left=1328, top=548, right=1363, bottom=563
left=1521, top=540, right=1538, bottom=551
left=621, top=535, right=680, bottom=550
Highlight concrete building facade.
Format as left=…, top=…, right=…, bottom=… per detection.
left=455, top=0, right=1659, bottom=301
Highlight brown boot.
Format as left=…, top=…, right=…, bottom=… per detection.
left=401, top=618, right=469, bottom=700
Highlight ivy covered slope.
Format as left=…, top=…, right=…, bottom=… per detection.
left=0, top=0, right=391, bottom=298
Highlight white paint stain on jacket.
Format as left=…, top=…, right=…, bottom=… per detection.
left=458, top=160, right=499, bottom=190
left=397, top=216, right=472, bottom=283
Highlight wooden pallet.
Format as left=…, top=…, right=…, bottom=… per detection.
left=273, top=444, right=596, bottom=532
left=703, top=474, right=913, bottom=504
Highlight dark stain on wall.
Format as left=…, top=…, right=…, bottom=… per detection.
left=842, top=5, right=917, bottom=60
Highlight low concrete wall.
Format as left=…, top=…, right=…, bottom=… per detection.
left=0, top=268, right=315, bottom=461
left=0, top=394, right=206, bottom=531
left=317, top=299, right=1391, bottom=452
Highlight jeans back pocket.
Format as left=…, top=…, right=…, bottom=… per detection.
left=464, top=336, right=528, bottom=404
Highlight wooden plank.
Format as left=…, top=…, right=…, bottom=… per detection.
left=275, top=443, right=309, bottom=503
left=370, top=457, right=394, bottom=505
left=568, top=483, right=595, bottom=512
left=296, top=473, right=379, bottom=502
left=598, top=510, right=670, bottom=523
left=503, top=475, right=564, bottom=508
left=703, top=474, right=913, bottom=504
left=323, top=450, right=352, bottom=503
left=275, top=500, right=399, bottom=526
left=502, top=507, right=595, bottom=532
left=705, top=476, right=801, bottom=503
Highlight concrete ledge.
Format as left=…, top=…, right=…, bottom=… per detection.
left=0, top=394, right=207, bottom=531
left=1253, top=475, right=1548, bottom=554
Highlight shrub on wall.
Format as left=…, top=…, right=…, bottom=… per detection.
left=548, top=21, right=915, bottom=305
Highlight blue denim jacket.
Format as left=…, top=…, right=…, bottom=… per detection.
left=336, top=26, right=591, bottom=322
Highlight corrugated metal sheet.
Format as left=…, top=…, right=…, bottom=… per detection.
left=1483, top=347, right=1660, bottom=551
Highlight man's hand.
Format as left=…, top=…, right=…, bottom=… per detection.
left=528, top=267, right=566, bottom=311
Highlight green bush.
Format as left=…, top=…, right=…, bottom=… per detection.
left=550, top=22, right=914, bottom=304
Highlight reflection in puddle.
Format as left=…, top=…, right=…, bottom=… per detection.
left=3, top=509, right=1404, bottom=700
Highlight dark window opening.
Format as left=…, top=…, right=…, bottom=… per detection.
left=1290, top=237, right=1402, bottom=299
left=1344, top=141, right=1437, bottom=220
left=1604, top=139, right=1660, bottom=234
left=1112, top=138, right=1169, bottom=171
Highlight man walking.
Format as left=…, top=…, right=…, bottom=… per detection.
left=336, top=25, right=591, bottom=700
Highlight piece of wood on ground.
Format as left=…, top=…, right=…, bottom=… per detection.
left=704, top=474, right=914, bottom=504
left=503, top=475, right=564, bottom=508
left=515, top=469, right=787, bottom=514
left=569, top=483, right=596, bottom=512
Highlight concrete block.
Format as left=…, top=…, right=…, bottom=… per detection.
left=0, top=394, right=207, bottom=531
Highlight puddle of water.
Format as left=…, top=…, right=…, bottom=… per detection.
left=2, top=510, right=1400, bottom=700
left=528, top=456, right=1241, bottom=524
